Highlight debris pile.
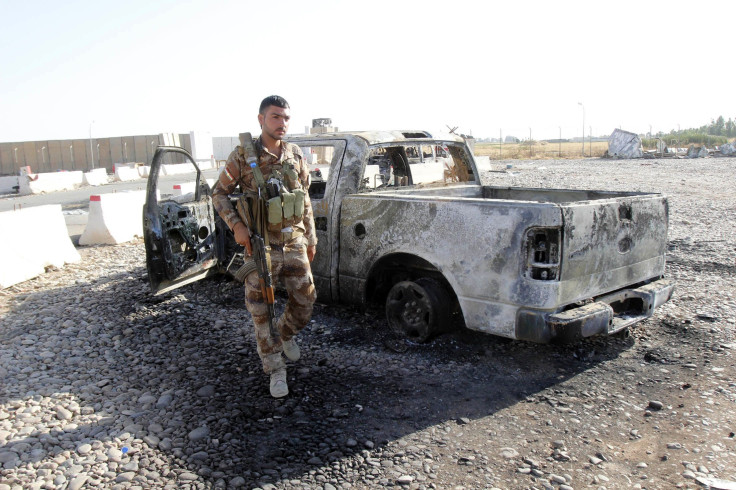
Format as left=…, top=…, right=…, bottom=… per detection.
left=717, top=142, right=736, bottom=156
left=606, top=129, right=643, bottom=159
left=687, top=145, right=709, bottom=158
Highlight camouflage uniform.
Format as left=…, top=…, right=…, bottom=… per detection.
left=212, top=137, right=317, bottom=374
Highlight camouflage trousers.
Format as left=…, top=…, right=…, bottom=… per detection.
left=244, top=235, right=316, bottom=374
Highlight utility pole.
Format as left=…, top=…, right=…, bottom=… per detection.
left=89, top=121, right=95, bottom=169
left=578, top=102, right=585, bottom=157
left=499, top=129, right=502, bottom=159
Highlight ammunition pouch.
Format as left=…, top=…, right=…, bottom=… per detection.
left=264, top=184, right=306, bottom=232
left=244, top=153, right=308, bottom=235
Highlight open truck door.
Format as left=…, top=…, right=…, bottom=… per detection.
left=143, top=146, right=223, bottom=295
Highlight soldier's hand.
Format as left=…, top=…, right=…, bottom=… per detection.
left=233, top=222, right=252, bottom=256
left=307, top=245, right=316, bottom=263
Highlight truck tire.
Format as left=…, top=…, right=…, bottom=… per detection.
left=385, top=278, right=451, bottom=342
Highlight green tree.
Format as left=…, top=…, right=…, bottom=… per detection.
left=726, top=118, right=735, bottom=138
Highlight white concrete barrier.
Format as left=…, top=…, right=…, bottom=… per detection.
left=113, top=164, right=142, bottom=182
left=0, top=205, right=81, bottom=289
left=78, top=191, right=147, bottom=245
left=194, top=157, right=215, bottom=170
left=18, top=168, right=84, bottom=195
left=0, top=175, right=19, bottom=194
left=137, top=166, right=150, bottom=178
left=171, top=179, right=216, bottom=196
left=161, top=163, right=196, bottom=176
left=83, top=168, right=108, bottom=186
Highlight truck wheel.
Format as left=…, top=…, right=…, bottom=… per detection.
left=385, top=278, right=451, bottom=342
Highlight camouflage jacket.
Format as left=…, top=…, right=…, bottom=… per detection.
left=211, top=137, right=317, bottom=247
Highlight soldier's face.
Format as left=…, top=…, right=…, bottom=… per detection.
left=258, top=105, right=290, bottom=141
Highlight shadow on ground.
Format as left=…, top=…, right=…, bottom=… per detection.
left=1, top=270, right=635, bottom=486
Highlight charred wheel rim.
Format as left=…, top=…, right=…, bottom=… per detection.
left=385, top=278, right=451, bottom=342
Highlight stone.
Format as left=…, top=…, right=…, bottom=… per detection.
left=196, top=385, right=216, bottom=398
left=77, top=443, right=92, bottom=455
left=116, top=472, right=136, bottom=483
left=156, top=394, right=174, bottom=409
left=0, top=452, right=19, bottom=464
left=500, top=448, right=519, bottom=459
left=188, top=426, right=210, bottom=442
left=55, top=406, right=73, bottom=421
left=229, top=476, right=246, bottom=487
left=648, top=401, right=664, bottom=411
left=67, top=476, right=89, bottom=490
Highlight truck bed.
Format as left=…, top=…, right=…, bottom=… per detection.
left=339, top=184, right=670, bottom=339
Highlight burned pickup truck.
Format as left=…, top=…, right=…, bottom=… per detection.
left=143, top=130, right=674, bottom=343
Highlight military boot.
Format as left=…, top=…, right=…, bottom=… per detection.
left=282, top=338, right=300, bottom=361
left=269, top=367, right=288, bottom=398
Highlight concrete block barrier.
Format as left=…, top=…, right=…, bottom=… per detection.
left=0, top=175, right=19, bottom=194
left=161, top=163, right=196, bottom=176
left=137, top=166, right=150, bottom=178
left=18, top=168, right=84, bottom=195
left=113, top=164, right=142, bottom=182
left=0, top=205, right=81, bottom=289
left=194, top=157, right=216, bottom=170
left=83, top=168, right=108, bottom=186
left=78, top=191, right=147, bottom=245
left=171, top=178, right=216, bottom=196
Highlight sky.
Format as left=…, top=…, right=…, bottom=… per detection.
left=1, top=0, right=733, bottom=143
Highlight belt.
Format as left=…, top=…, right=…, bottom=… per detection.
left=268, top=229, right=304, bottom=249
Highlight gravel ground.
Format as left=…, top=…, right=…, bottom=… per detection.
left=1, top=157, right=735, bottom=490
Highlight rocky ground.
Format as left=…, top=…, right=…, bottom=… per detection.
left=1, top=157, right=735, bottom=490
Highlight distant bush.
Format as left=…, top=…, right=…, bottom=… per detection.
left=643, top=132, right=729, bottom=148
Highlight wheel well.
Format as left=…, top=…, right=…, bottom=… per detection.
left=366, top=253, right=459, bottom=309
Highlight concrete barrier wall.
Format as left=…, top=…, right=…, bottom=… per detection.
left=78, top=191, right=147, bottom=245
left=83, top=168, right=108, bottom=186
left=0, top=176, right=19, bottom=194
left=190, top=131, right=214, bottom=160
left=114, top=164, right=142, bottom=182
left=0, top=133, right=190, bottom=175
left=0, top=205, right=81, bottom=289
left=18, top=169, right=85, bottom=195
left=212, top=137, right=239, bottom=160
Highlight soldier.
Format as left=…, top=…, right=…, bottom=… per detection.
left=212, top=95, right=317, bottom=398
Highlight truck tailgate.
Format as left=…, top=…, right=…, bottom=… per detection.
left=559, top=195, right=669, bottom=301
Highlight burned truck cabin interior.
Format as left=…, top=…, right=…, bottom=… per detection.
left=360, top=141, right=475, bottom=191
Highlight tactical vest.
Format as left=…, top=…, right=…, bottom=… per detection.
left=239, top=143, right=307, bottom=236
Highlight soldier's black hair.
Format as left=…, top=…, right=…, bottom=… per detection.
left=259, top=95, right=290, bottom=114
